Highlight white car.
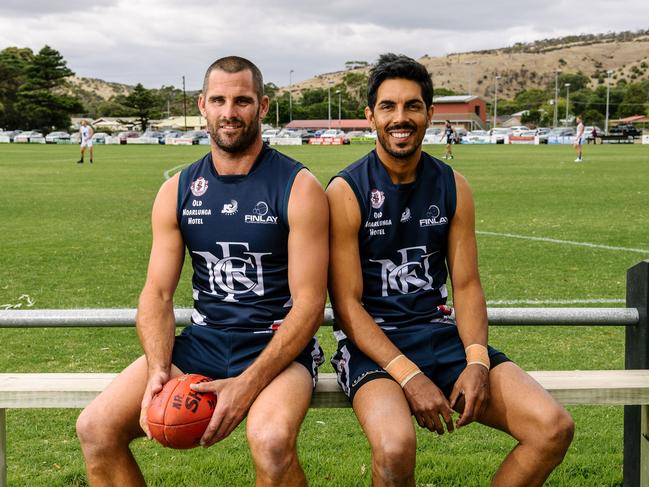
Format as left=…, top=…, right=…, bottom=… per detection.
left=261, top=129, right=280, bottom=143
left=14, top=131, right=44, bottom=143
left=509, top=125, right=530, bottom=136
left=45, top=131, right=70, bottom=143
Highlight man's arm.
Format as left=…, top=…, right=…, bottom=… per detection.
left=446, top=170, right=490, bottom=427
left=136, top=173, right=185, bottom=436
left=327, top=177, right=455, bottom=435
left=193, top=169, right=329, bottom=446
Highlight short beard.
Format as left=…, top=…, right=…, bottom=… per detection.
left=376, top=123, right=419, bottom=160
left=209, top=110, right=261, bottom=154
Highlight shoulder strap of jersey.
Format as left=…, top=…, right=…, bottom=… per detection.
left=281, top=162, right=306, bottom=228
left=176, top=166, right=191, bottom=224
left=329, top=171, right=367, bottom=222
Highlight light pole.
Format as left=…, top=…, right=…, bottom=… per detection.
left=493, top=75, right=501, bottom=129
left=605, top=69, right=613, bottom=134
left=275, top=99, right=279, bottom=128
left=553, top=69, right=561, bottom=128
left=564, top=83, right=571, bottom=127
left=327, top=81, right=333, bottom=129
left=336, top=90, right=341, bottom=124
left=289, top=69, right=294, bottom=122
left=464, top=60, right=477, bottom=95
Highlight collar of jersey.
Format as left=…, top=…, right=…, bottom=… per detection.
left=207, top=144, right=269, bottom=183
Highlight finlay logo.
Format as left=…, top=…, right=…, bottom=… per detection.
left=221, top=200, right=238, bottom=215
left=419, top=204, right=448, bottom=227
left=245, top=201, right=278, bottom=224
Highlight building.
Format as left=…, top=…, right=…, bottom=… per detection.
left=432, top=95, right=487, bottom=130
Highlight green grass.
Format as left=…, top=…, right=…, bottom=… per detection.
left=1, top=142, right=648, bottom=485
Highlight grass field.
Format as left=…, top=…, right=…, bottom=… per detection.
left=1, top=142, right=648, bottom=486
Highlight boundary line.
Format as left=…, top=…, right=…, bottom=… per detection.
left=486, top=298, right=625, bottom=305
left=477, top=230, right=649, bottom=255
left=163, top=163, right=188, bottom=180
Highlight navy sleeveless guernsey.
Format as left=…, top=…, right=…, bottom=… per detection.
left=335, top=149, right=457, bottom=328
left=176, top=145, right=304, bottom=330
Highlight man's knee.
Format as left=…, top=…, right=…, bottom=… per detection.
left=532, top=405, right=575, bottom=462
left=371, top=429, right=416, bottom=481
left=247, top=420, right=298, bottom=474
left=76, top=402, right=137, bottom=455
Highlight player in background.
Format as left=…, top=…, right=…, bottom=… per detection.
left=78, top=120, right=94, bottom=164
left=574, top=115, right=585, bottom=162
left=327, top=53, right=574, bottom=486
left=76, top=56, right=328, bottom=486
left=442, top=120, right=456, bottom=160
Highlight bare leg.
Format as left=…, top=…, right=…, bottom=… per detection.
left=352, top=378, right=416, bottom=487
left=246, top=362, right=313, bottom=487
left=475, top=362, right=575, bottom=487
left=76, top=356, right=183, bottom=486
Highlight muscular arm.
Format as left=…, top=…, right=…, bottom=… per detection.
left=327, top=177, right=455, bottom=434
left=195, top=169, right=329, bottom=445
left=446, top=170, right=490, bottom=426
left=136, top=174, right=185, bottom=434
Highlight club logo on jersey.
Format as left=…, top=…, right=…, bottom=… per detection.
left=370, top=246, right=438, bottom=296
left=370, top=189, right=385, bottom=209
left=221, top=200, right=238, bottom=215
left=419, top=204, right=448, bottom=227
left=400, top=207, right=411, bottom=222
left=245, top=201, right=278, bottom=224
left=193, top=242, right=270, bottom=303
left=190, top=177, right=208, bottom=197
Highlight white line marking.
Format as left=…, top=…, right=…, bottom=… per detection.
left=163, top=163, right=188, bottom=180
left=486, top=298, right=625, bottom=305
left=477, top=230, right=649, bottom=255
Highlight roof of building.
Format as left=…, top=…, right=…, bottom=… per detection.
left=433, top=95, right=481, bottom=104
left=285, top=119, right=370, bottom=130
left=611, top=115, right=649, bottom=124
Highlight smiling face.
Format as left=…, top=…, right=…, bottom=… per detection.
left=366, top=78, right=433, bottom=164
left=198, top=68, right=269, bottom=154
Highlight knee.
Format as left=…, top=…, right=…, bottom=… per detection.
left=247, top=421, right=297, bottom=476
left=371, top=431, right=416, bottom=483
left=533, top=407, right=575, bottom=462
left=76, top=405, right=131, bottom=456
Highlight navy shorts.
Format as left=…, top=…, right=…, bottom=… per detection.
left=172, top=325, right=325, bottom=387
left=331, top=320, right=510, bottom=402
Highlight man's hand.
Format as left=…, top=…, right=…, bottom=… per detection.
left=190, top=376, right=258, bottom=447
left=402, top=373, right=455, bottom=434
left=449, top=364, right=490, bottom=428
left=139, top=369, right=169, bottom=439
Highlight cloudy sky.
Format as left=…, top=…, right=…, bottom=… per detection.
left=1, top=0, right=648, bottom=90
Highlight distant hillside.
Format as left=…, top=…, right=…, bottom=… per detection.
left=288, top=30, right=649, bottom=101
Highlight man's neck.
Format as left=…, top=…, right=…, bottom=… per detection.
left=375, top=145, right=422, bottom=184
left=211, top=138, right=264, bottom=176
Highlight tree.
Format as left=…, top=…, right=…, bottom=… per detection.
left=123, top=83, right=162, bottom=131
left=0, top=47, right=34, bottom=129
left=15, top=45, right=83, bottom=131
left=617, top=82, right=649, bottom=118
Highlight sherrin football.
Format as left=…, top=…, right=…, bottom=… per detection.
left=147, top=374, right=217, bottom=449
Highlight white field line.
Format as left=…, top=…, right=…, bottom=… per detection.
left=163, top=163, right=188, bottom=180
left=486, top=298, right=625, bottom=305
left=477, top=230, right=649, bottom=255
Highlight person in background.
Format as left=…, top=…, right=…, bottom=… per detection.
left=78, top=120, right=94, bottom=164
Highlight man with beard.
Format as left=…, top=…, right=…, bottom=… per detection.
left=327, top=54, right=574, bottom=486
left=77, top=56, right=329, bottom=486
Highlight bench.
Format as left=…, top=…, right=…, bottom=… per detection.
left=599, top=134, right=637, bottom=144
left=1, top=259, right=648, bottom=487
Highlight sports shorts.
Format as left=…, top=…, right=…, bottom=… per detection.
left=574, top=137, right=583, bottom=146
left=172, top=324, right=325, bottom=387
left=331, top=319, right=510, bottom=403
left=80, top=140, right=93, bottom=148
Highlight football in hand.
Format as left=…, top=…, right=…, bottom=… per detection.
left=147, top=374, right=217, bottom=449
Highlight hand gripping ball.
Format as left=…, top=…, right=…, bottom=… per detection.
left=147, top=374, right=217, bottom=449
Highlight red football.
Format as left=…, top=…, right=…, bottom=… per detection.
left=147, top=374, right=217, bottom=449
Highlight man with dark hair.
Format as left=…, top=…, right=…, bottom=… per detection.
left=327, top=53, right=574, bottom=486
left=77, top=56, right=328, bottom=486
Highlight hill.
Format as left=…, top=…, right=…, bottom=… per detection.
left=288, top=30, right=649, bottom=100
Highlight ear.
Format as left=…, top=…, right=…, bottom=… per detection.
left=427, top=104, right=434, bottom=125
left=198, top=94, right=207, bottom=117
left=259, top=95, right=270, bottom=120
left=364, top=106, right=375, bottom=130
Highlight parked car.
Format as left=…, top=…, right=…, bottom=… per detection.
left=535, top=127, right=551, bottom=144
left=91, top=132, right=109, bottom=144
left=299, top=130, right=317, bottom=144
left=583, top=126, right=602, bottom=143
left=609, top=124, right=641, bottom=137
left=490, top=127, right=511, bottom=143
left=261, top=129, right=280, bottom=143
left=45, top=131, right=70, bottom=143
left=14, top=131, right=43, bottom=143
left=319, top=129, right=350, bottom=143
left=180, top=130, right=209, bottom=144
left=509, top=125, right=530, bottom=136
left=1, top=130, right=23, bottom=142
left=116, top=131, right=140, bottom=144
left=139, top=131, right=166, bottom=143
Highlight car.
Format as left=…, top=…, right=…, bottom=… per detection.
left=609, top=124, right=642, bottom=138
left=261, top=129, right=280, bottom=143
left=299, top=130, right=317, bottom=144
left=140, top=130, right=166, bottom=143
left=45, top=131, right=70, bottom=144
left=490, top=127, right=511, bottom=143
left=0, top=130, right=23, bottom=142
left=583, top=126, right=602, bottom=143
left=91, top=132, right=110, bottom=144
left=178, top=130, right=209, bottom=145
left=116, top=131, right=141, bottom=144
left=14, top=131, right=43, bottom=143
left=535, top=127, right=551, bottom=144
left=319, top=129, right=350, bottom=144
left=509, top=125, right=531, bottom=136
